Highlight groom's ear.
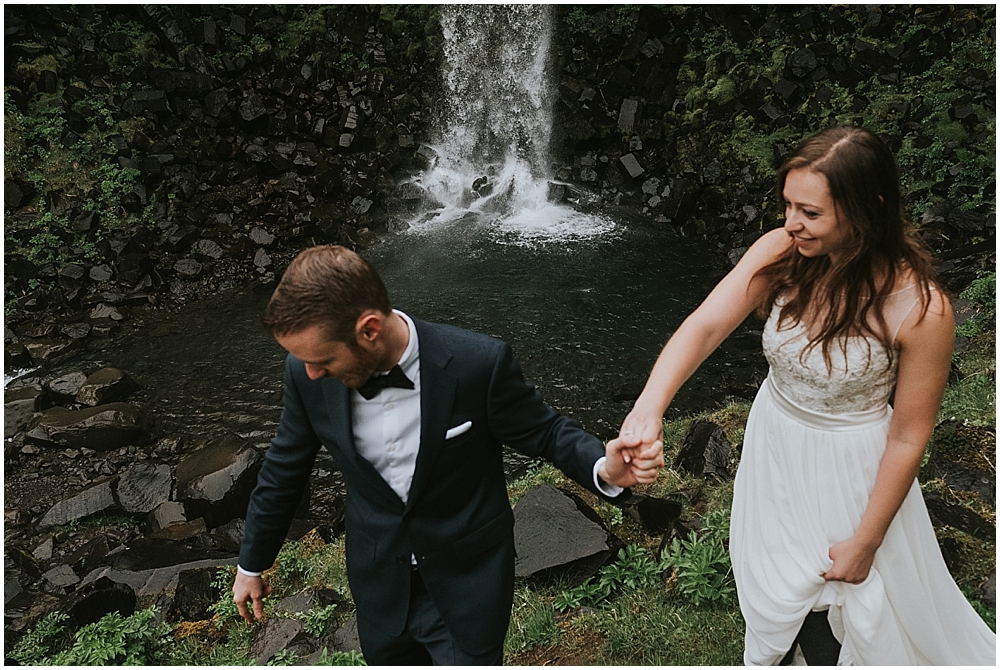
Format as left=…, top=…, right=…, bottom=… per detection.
left=355, top=311, right=383, bottom=344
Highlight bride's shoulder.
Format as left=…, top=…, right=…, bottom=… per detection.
left=741, top=228, right=793, bottom=268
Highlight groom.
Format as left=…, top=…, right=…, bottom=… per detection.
left=233, top=245, right=662, bottom=665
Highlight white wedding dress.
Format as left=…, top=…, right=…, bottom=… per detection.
left=730, top=285, right=996, bottom=665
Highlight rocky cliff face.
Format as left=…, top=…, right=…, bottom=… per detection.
left=4, top=5, right=995, bottom=353
left=547, top=5, right=994, bottom=282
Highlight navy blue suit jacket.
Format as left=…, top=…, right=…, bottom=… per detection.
left=240, top=318, right=616, bottom=653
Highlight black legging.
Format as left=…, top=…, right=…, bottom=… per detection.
left=779, top=610, right=842, bottom=665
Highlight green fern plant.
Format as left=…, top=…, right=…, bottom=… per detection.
left=659, top=511, right=735, bottom=606
left=8, top=611, right=70, bottom=665
left=315, top=649, right=368, bottom=665
left=555, top=544, right=663, bottom=611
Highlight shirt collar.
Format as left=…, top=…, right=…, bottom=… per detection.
left=393, top=309, right=419, bottom=382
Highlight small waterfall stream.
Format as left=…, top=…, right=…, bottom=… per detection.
left=408, top=5, right=614, bottom=243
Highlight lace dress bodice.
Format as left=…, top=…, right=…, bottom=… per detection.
left=762, top=284, right=924, bottom=414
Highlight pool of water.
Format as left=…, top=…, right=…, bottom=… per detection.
left=73, top=209, right=765, bottom=451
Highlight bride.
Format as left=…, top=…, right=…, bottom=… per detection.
left=616, top=126, right=995, bottom=664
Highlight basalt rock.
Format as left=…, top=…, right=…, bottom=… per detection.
left=252, top=617, right=305, bottom=665
left=79, top=537, right=237, bottom=597
left=923, top=491, right=995, bottom=541
left=513, top=484, right=618, bottom=583
left=168, top=566, right=220, bottom=621
left=46, top=371, right=89, bottom=402
left=5, top=384, right=44, bottom=438
left=116, top=463, right=173, bottom=514
left=37, top=477, right=118, bottom=529
left=26, top=402, right=152, bottom=451
left=147, top=501, right=189, bottom=533
left=175, top=435, right=263, bottom=529
left=674, top=419, right=732, bottom=478
left=64, top=576, right=137, bottom=629
left=75, top=367, right=138, bottom=406
left=23, top=337, right=85, bottom=365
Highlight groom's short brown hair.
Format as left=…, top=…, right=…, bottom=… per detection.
left=263, top=245, right=392, bottom=343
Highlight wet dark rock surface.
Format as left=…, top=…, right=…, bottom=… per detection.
left=513, top=484, right=620, bottom=582
left=674, top=419, right=733, bottom=479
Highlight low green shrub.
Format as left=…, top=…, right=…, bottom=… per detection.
left=659, top=510, right=735, bottom=606
left=10, top=607, right=172, bottom=666
left=315, top=649, right=368, bottom=665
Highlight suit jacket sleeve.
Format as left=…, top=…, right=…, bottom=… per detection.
left=485, top=340, right=622, bottom=500
left=239, top=355, right=322, bottom=573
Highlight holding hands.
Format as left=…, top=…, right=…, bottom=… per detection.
left=599, top=406, right=666, bottom=488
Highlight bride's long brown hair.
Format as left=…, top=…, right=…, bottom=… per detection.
left=754, top=126, right=937, bottom=368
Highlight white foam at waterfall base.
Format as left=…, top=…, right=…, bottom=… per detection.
left=408, top=153, right=617, bottom=246
left=407, top=5, right=615, bottom=247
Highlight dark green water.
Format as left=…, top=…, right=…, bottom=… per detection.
left=79, top=214, right=765, bottom=447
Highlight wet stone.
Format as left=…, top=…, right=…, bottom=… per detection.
left=79, top=538, right=237, bottom=597
left=5, top=385, right=43, bottom=438
left=76, top=367, right=137, bottom=406
left=117, top=463, right=172, bottom=514
left=48, top=371, right=89, bottom=401
left=513, top=484, right=614, bottom=581
left=26, top=403, right=151, bottom=451
left=252, top=617, right=304, bottom=665
left=38, top=478, right=117, bottom=528
left=204, top=89, right=229, bottom=117
left=32, top=537, right=55, bottom=561
left=674, top=419, right=731, bottom=478
left=619, top=153, right=644, bottom=179
left=149, top=517, right=207, bottom=541
left=175, top=435, right=263, bottom=528
left=240, top=92, right=267, bottom=121
left=254, top=248, right=272, bottom=268
left=628, top=495, right=682, bottom=535
left=209, top=518, right=246, bottom=553
left=42, top=564, right=80, bottom=588
left=191, top=238, right=225, bottom=259
left=788, top=48, right=818, bottom=78
left=349, top=196, right=372, bottom=215
left=65, top=537, right=110, bottom=570
left=618, top=99, right=639, bottom=134
left=60, top=322, right=92, bottom=339
left=89, top=303, right=124, bottom=321
left=174, top=258, right=203, bottom=277
left=64, top=576, right=136, bottom=629
left=249, top=227, right=275, bottom=245
left=147, top=501, right=189, bottom=533
left=123, top=90, right=169, bottom=115
left=24, top=337, right=84, bottom=365
left=169, top=567, right=220, bottom=621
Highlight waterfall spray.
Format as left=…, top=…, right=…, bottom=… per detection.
left=409, top=5, right=614, bottom=243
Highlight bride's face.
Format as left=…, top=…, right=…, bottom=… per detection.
left=782, top=168, right=850, bottom=262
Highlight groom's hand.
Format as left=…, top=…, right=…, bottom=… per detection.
left=600, top=437, right=663, bottom=487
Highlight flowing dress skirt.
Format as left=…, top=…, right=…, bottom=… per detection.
left=730, top=376, right=996, bottom=665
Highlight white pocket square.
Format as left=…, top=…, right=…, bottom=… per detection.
left=445, top=421, right=472, bottom=440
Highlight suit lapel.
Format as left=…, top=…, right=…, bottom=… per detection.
left=406, top=320, right=456, bottom=513
left=321, top=377, right=357, bottom=457
left=320, top=375, right=403, bottom=507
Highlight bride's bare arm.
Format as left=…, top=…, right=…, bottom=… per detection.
left=823, top=288, right=955, bottom=583
left=618, top=228, right=791, bottom=451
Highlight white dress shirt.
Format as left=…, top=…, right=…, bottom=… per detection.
left=352, top=310, right=422, bottom=504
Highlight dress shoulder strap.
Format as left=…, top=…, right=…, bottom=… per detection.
left=883, top=283, right=932, bottom=343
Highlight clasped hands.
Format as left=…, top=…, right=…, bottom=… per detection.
left=599, top=411, right=665, bottom=488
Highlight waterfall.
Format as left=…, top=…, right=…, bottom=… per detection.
left=408, top=5, right=614, bottom=244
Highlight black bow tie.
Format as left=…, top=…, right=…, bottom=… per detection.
left=357, top=365, right=414, bottom=400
